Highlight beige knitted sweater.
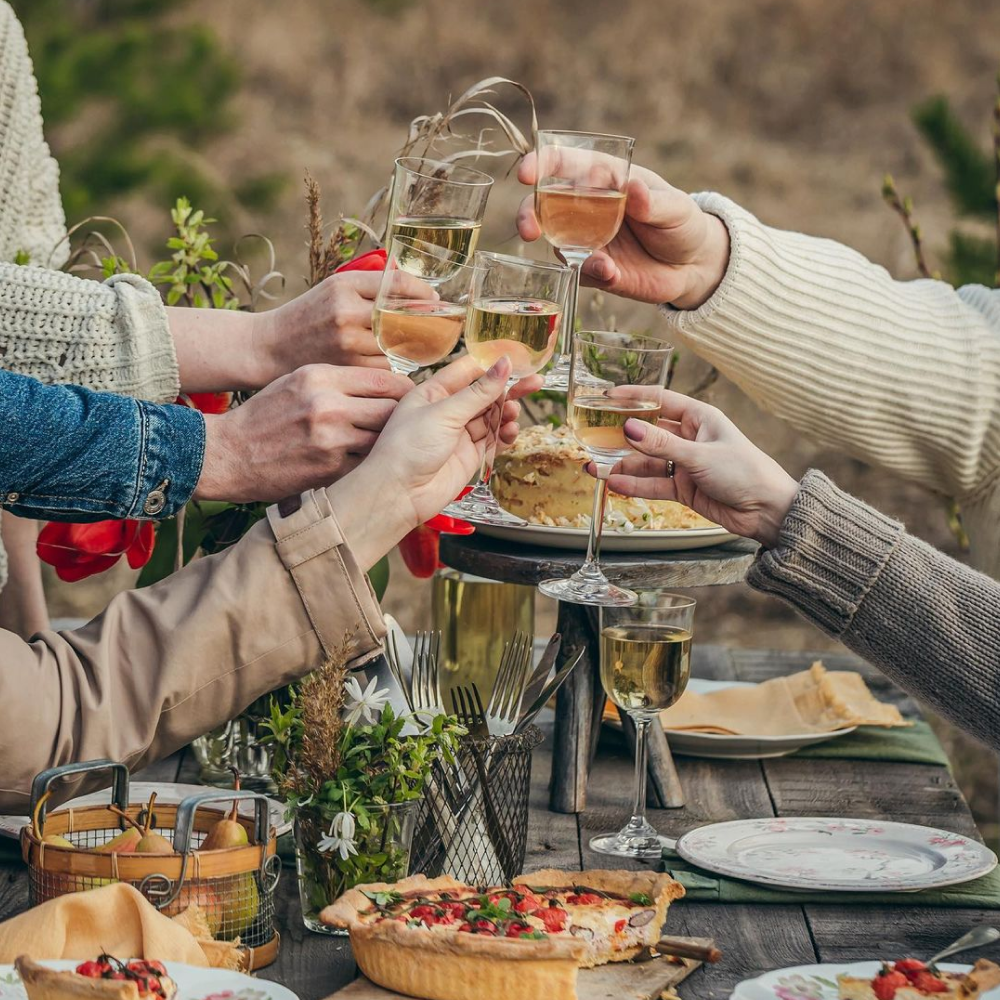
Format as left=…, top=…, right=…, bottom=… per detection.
left=662, top=193, right=1000, bottom=580
left=0, top=1, right=178, bottom=588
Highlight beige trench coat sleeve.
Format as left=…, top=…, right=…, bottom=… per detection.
left=0, top=489, right=385, bottom=812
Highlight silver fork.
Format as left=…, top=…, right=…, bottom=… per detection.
left=411, top=629, right=443, bottom=715
left=487, top=631, right=533, bottom=736
left=384, top=630, right=412, bottom=712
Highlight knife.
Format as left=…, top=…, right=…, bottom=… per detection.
left=515, top=648, right=584, bottom=732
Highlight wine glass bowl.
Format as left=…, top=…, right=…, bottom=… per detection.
left=591, top=591, right=696, bottom=860
left=373, top=236, right=473, bottom=376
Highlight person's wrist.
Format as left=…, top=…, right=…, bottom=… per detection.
left=192, top=413, right=243, bottom=502
left=752, top=472, right=800, bottom=549
left=248, top=308, right=287, bottom=387
left=671, top=214, right=730, bottom=311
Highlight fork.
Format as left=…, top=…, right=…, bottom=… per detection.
left=410, top=629, right=443, bottom=715
left=384, top=630, right=413, bottom=712
left=487, top=631, right=533, bottom=736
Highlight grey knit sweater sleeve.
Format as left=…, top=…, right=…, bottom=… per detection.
left=747, top=469, right=1000, bottom=751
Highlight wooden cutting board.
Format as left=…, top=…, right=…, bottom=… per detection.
left=323, top=936, right=712, bottom=1000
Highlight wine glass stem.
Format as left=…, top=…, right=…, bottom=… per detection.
left=630, top=712, right=651, bottom=826
left=474, top=385, right=510, bottom=489
left=560, top=254, right=586, bottom=360
left=580, top=466, right=612, bottom=576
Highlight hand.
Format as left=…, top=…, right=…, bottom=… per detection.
left=194, top=365, right=414, bottom=502
left=594, top=391, right=799, bottom=547
left=253, top=271, right=397, bottom=380
left=516, top=154, right=730, bottom=308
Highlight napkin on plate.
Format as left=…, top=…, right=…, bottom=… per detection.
left=0, top=883, right=242, bottom=969
left=655, top=662, right=909, bottom=736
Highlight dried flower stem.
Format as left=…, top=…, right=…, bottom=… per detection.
left=993, top=73, right=1000, bottom=288
left=881, top=174, right=938, bottom=280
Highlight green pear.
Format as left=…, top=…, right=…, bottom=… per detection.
left=40, top=833, right=75, bottom=849
left=200, top=773, right=249, bottom=852
left=109, top=793, right=175, bottom=856
left=219, top=873, right=259, bottom=940
left=95, top=825, right=142, bottom=854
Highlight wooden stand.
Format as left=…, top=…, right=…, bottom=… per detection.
left=438, top=534, right=756, bottom=814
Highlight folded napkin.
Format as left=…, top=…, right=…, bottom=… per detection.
left=658, top=663, right=909, bottom=736
left=0, top=883, right=240, bottom=968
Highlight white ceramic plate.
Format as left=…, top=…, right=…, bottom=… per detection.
left=730, top=963, right=1000, bottom=1000
left=474, top=521, right=739, bottom=552
left=677, top=817, right=998, bottom=892
left=664, top=679, right=857, bottom=759
left=0, top=782, right=290, bottom=841
left=0, top=961, right=299, bottom=1000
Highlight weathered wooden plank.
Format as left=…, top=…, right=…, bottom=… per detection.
left=691, top=644, right=738, bottom=682
left=132, top=751, right=183, bottom=784
left=524, top=726, right=583, bottom=872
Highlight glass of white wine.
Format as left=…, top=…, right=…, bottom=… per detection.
left=538, top=331, right=672, bottom=606
left=591, top=591, right=696, bottom=859
left=372, top=236, right=472, bottom=376
left=534, top=130, right=635, bottom=390
left=387, top=157, right=494, bottom=275
left=443, top=250, right=573, bottom=526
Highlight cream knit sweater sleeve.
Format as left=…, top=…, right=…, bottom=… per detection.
left=0, top=1, right=179, bottom=404
left=661, top=194, right=1000, bottom=502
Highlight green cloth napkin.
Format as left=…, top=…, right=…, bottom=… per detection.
left=661, top=853, right=1000, bottom=908
left=790, top=721, right=949, bottom=766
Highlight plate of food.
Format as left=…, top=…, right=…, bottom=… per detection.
left=676, top=817, right=998, bottom=892
left=482, top=425, right=739, bottom=551
left=6, top=956, right=300, bottom=999
left=730, top=958, right=1000, bottom=1000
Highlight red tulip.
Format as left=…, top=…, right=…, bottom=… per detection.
left=37, top=519, right=156, bottom=583
left=397, top=489, right=474, bottom=579
left=174, top=392, right=231, bottom=414
left=334, top=248, right=387, bottom=273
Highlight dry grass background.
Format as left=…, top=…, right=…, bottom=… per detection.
left=42, top=0, right=1000, bottom=832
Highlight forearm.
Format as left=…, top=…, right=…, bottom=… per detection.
left=663, top=194, right=1000, bottom=498
left=0, top=513, right=48, bottom=638
left=168, top=306, right=270, bottom=392
left=748, top=470, right=1000, bottom=750
left=0, top=488, right=385, bottom=811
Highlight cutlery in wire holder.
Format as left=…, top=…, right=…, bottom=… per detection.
left=412, top=725, right=543, bottom=885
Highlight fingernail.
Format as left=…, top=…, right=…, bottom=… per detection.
left=624, top=419, right=647, bottom=441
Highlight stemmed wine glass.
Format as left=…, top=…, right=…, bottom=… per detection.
left=591, top=591, right=696, bottom=859
left=538, top=331, right=672, bottom=606
left=387, top=157, right=494, bottom=274
left=533, top=131, right=635, bottom=390
left=443, top=251, right=573, bottom=526
left=372, top=236, right=472, bottom=376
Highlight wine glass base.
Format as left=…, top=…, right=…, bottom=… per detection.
left=442, top=497, right=527, bottom=527
left=542, top=355, right=572, bottom=391
left=588, top=831, right=673, bottom=860
left=537, top=576, right=638, bottom=607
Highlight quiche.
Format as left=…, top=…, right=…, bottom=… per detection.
left=16, top=956, right=177, bottom=1000
left=321, top=868, right=684, bottom=1000
left=839, top=959, right=1000, bottom=1000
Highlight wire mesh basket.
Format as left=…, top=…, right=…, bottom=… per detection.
left=21, top=760, right=282, bottom=970
left=412, top=725, right=543, bottom=885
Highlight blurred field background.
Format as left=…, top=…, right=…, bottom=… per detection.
left=15, top=0, right=1000, bottom=838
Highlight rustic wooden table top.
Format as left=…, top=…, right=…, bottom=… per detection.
left=1, top=646, right=996, bottom=1000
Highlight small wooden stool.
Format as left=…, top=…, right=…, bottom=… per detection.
left=439, top=533, right=757, bottom=814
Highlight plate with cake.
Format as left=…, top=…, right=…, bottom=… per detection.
left=487, top=426, right=739, bottom=551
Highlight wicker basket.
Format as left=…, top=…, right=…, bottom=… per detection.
left=21, top=760, right=282, bottom=970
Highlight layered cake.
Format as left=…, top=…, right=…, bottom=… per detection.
left=494, top=425, right=715, bottom=531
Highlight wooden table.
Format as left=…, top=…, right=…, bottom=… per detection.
left=1, top=646, right=997, bottom=1000
left=439, top=533, right=758, bottom=814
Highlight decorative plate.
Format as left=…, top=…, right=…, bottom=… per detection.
left=730, top=963, right=1000, bottom=1000
left=473, top=521, right=739, bottom=552
left=0, top=961, right=299, bottom=1000
left=677, top=817, right=997, bottom=892
left=0, top=783, right=290, bottom=841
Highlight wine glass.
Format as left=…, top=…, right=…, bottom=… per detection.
left=443, top=251, right=573, bottom=526
left=372, top=236, right=472, bottom=376
left=538, top=331, right=672, bottom=606
left=387, top=157, right=494, bottom=274
left=534, top=130, right=635, bottom=390
left=590, top=591, right=696, bottom=859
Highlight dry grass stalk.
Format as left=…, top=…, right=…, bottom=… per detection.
left=992, top=72, right=1000, bottom=287
left=294, top=642, right=351, bottom=791
left=881, top=173, right=938, bottom=279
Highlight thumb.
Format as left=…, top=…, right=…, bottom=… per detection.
left=624, top=418, right=699, bottom=465
left=625, top=177, right=695, bottom=230
left=437, top=355, right=511, bottom=425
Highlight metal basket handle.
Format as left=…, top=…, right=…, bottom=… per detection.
left=171, top=789, right=270, bottom=853
left=29, top=760, right=130, bottom=833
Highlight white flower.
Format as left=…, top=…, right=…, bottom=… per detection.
left=344, top=674, right=391, bottom=726
left=317, top=811, right=358, bottom=861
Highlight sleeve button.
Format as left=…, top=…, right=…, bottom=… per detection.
left=143, top=479, right=169, bottom=516
left=5, top=492, right=19, bottom=503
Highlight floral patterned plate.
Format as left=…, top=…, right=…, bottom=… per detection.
left=729, top=962, right=1000, bottom=1000
left=0, top=961, right=299, bottom=1000
left=677, top=817, right=998, bottom=892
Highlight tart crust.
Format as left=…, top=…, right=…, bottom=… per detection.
left=15, top=957, right=177, bottom=1000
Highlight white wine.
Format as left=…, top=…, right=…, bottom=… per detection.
left=465, top=296, right=562, bottom=378
left=389, top=216, right=480, bottom=273
left=600, top=625, right=691, bottom=713
left=570, top=394, right=660, bottom=456
left=373, top=301, right=466, bottom=369
left=536, top=184, right=627, bottom=252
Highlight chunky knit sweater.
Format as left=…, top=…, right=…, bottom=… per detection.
left=0, top=1, right=178, bottom=587
left=662, top=194, right=1000, bottom=580
left=749, top=470, right=1000, bottom=751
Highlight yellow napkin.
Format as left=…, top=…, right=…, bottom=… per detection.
left=0, top=883, right=241, bottom=968
left=654, top=662, right=910, bottom=736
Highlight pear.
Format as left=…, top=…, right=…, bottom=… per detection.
left=32, top=790, right=75, bottom=850
left=220, top=873, right=259, bottom=940
left=109, top=794, right=175, bottom=855
left=95, top=823, right=142, bottom=854
left=40, top=832, right=75, bottom=849
left=199, top=769, right=249, bottom=852
left=162, top=882, right=224, bottom=936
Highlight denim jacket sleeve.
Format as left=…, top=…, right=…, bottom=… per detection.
left=0, top=369, right=205, bottom=521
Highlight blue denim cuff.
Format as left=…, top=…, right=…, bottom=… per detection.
left=127, top=400, right=206, bottom=518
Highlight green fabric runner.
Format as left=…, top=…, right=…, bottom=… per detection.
left=789, top=721, right=949, bottom=766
